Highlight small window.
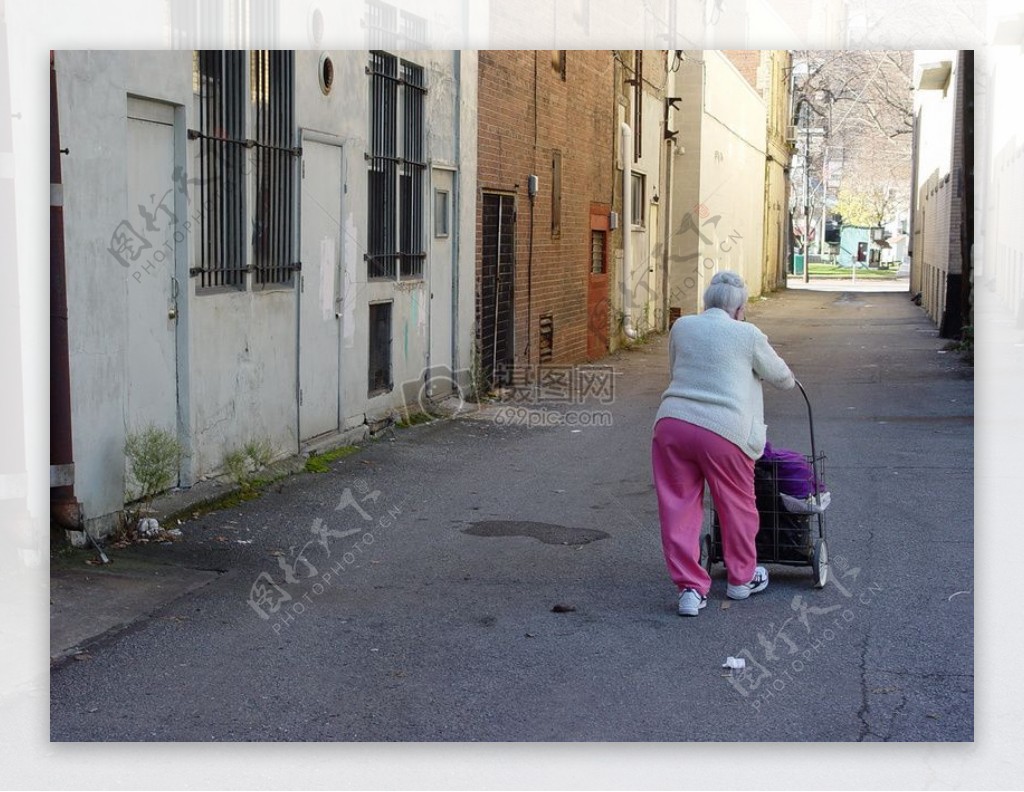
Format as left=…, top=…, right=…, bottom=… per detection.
left=434, top=189, right=449, bottom=237
left=539, top=313, right=554, bottom=362
left=369, top=302, right=393, bottom=395
left=630, top=172, right=645, bottom=226
left=591, top=230, right=607, bottom=274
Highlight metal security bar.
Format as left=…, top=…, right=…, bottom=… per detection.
left=480, top=193, right=516, bottom=385
left=196, top=50, right=246, bottom=289
left=252, top=50, right=296, bottom=286
left=368, top=51, right=398, bottom=279
left=400, top=61, right=425, bottom=279
left=591, top=229, right=607, bottom=274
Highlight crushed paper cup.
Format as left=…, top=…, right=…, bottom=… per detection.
left=722, top=656, right=746, bottom=670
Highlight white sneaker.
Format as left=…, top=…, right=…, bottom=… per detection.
left=726, top=566, right=769, bottom=600
left=678, top=588, right=708, bottom=616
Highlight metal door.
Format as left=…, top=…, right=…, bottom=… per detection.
left=125, top=100, right=179, bottom=464
left=480, top=193, right=515, bottom=385
left=298, top=137, right=343, bottom=441
left=427, top=168, right=455, bottom=395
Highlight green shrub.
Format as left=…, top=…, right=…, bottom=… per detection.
left=223, top=436, right=277, bottom=489
left=124, top=424, right=182, bottom=505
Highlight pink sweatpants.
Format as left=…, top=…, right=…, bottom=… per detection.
left=651, top=417, right=760, bottom=594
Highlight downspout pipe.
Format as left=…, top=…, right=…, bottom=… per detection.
left=620, top=121, right=638, bottom=340
left=50, top=52, right=81, bottom=532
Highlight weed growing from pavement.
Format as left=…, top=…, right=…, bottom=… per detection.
left=304, top=445, right=359, bottom=474
left=395, top=411, right=433, bottom=428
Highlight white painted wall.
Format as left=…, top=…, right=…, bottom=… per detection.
left=665, top=52, right=767, bottom=317
left=697, top=52, right=768, bottom=305
left=912, top=50, right=960, bottom=324
left=295, top=50, right=474, bottom=429
left=627, top=76, right=666, bottom=334
left=56, top=50, right=194, bottom=531
left=56, top=49, right=474, bottom=533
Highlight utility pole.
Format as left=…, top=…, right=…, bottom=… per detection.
left=820, top=146, right=828, bottom=263
left=803, top=97, right=810, bottom=284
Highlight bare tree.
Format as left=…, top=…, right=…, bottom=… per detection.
left=791, top=50, right=913, bottom=247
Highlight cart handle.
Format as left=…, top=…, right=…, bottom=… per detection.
left=794, top=379, right=822, bottom=509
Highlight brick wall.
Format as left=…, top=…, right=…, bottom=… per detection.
left=477, top=50, right=615, bottom=368
left=723, top=50, right=762, bottom=93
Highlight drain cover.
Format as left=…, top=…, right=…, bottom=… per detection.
left=463, top=520, right=608, bottom=546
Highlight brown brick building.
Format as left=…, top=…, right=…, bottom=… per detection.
left=476, top=51, right=615, bottom=383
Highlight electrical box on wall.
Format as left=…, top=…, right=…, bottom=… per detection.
left=527, top=174, right=538, bottom=197
left=609, top=211, right=619, bottom=230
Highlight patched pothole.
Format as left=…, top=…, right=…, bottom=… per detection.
left=462, top=520, right=609, bottom=546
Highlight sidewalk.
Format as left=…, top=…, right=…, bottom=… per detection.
left=785, top=275, right=911, bottom=292
left=50, top=552, right=221, bottom=662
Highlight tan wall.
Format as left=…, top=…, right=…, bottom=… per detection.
left=912, top=50, right=964, bottom=329
left=699, top=52, right=768, bottom=304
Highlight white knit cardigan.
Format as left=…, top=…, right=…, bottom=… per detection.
left=654, top=307, right=795, bottom=459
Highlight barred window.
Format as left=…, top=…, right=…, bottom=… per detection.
left=400, top=61, right=425, bottom=279
left=192, top=50, right=296, bottom=291
left=369, top=301, right=393, bottom=394
left=195, top=50, right=246, bottom=290
left=368, top=51, right=425, bottom=281
left=252, top=50, right=296, bottom=286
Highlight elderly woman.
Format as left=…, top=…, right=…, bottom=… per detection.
left=652, top=271, right=795, bottom=617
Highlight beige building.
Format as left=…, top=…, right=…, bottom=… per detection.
left=665, top=51, right=769, bottom=317
left=910, top=50, right=972, bottom=338
left=612, top=50, right=670, bottom=348
left=725, top=50, right=794, bottom=294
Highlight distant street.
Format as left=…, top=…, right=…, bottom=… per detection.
left=50, top=286, right=973, bottom=741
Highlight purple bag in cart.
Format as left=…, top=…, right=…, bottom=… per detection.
left=760, top=441, right=824, bottom=499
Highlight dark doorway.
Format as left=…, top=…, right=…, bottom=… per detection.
left=480, top=193, right=515, bottom=385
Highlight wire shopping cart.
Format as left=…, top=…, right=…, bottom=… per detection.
left=702, top=380, right=829, bottom=588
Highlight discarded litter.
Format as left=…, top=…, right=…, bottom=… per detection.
left=722, top=656, right=746, bottom=670
left=137, top=517, right=161, bottom=537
